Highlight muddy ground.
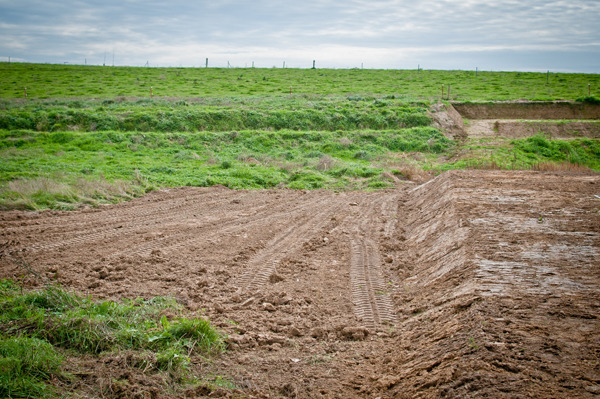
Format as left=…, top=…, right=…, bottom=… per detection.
left=1, top=170, right=599, bottom=398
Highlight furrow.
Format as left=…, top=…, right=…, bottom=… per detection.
left=239, top=197, right=342, bottom=292
left=106, top=192, right=328, bottom=260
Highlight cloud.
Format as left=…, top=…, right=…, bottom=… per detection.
left=0, top=0, right=598, bottom=71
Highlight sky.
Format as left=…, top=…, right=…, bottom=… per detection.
left=0, top=0, right=599, bottom=72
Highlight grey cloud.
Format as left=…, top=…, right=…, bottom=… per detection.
left=0, top=0, right=598, bottom=71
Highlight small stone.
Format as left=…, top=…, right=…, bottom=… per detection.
left=340, top=326, right=369, bottom=340
left=263, top=302, right=276, bottom=312
left=214, top=303, right=225, bottom=313
left=310, top=327, right=327, bottom=339
left=288, top=327, right=302, bottom=337
left=349, top=202, right=358, bottom=206
left=241, top=297, right=255, bottom=307
left=196, top=279, right=208, bottom=288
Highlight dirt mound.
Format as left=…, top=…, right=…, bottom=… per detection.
left=1, top=171, right=599, bottom=397
left=381, top=170, right=600, bottom=398
left=453, top=102, right=600, bottom=120
left=434, top=102, right=600, bottom=139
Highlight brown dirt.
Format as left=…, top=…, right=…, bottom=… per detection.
left=1, top=171, right=599, bottom=398
left=464, top=120, right=600, bottom=139
left=432, top=102, right=600, bottom=139
left=452, top=102, right=600, bottom=120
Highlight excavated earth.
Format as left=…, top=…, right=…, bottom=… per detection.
left=431, top=102, right=600, bottom=140
left=1, top=170, right=599, bottom=398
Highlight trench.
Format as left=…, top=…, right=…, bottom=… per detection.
left=446, top=102, right=600, bottom=139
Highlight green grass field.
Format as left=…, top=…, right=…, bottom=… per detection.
left=2, top=63, right=599, bottom=100
left=0, top=63, right=599, bottom=210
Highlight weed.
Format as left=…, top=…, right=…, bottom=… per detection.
left=0, top=336, right=63, bottom=398
left=0, top=280, right=225, bottom=392
left=468, top=337, right=479, bottom=350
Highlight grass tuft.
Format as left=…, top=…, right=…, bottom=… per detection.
left=0, top=336, right=63, bottom=398
left=0, top=280, right=225, bottom=394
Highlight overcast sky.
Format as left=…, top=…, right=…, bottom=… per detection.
left=1, top=0, right=599, bottom=72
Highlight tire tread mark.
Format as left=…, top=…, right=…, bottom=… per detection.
left=238, top=197, right=341, bottom=291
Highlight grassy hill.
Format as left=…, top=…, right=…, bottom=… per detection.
left=1, top=62, right=599, bottom=101
left=0, top=63, right=598, bottom=210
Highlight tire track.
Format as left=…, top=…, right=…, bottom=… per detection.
left=16, top=191, right=257, bottom=255
left=237, top=196, right=344, bottom=292
left=345, top=193, right=398, bottom=330
left=105, top=193, right=333, bottom=260
left=1, top=188, right=219, bottom=233
left=349, top=236, right=396, bottom=329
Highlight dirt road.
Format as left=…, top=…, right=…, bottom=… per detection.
left=1, top=170, right=599, bottom=398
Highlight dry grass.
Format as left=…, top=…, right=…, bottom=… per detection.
left=237, top=154, right=261, bottom=165
left=0, top=176, right=145, bottom=210
left=339, top=137, right=353, bottom=147
left=531, top=161, right=595, bottom=172
left=462, top=158, right=596, bottom=173
left=390, top=163, right=433, bottom=183
left=316, top=155, right=337, bottom=171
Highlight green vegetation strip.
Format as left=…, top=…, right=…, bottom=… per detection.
left=0, top=97, right=431, bottom=132
left=0, top=280, right=224, bottom=398
left=0, top=125, right=453, bottom=209
left=1, top=63, right=599, bottom=101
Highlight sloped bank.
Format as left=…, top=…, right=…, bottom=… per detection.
left=435, top=102, right=600, bottom=139
left=376, top=170, right=600, bottom=398
left=453, top=102, right=600, bottom=120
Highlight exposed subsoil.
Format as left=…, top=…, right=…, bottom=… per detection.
left=1, top=170, right=599, bottom=398
left=464, top=120, right=600, bottom=139
left=431, top=102, right=600, bottom=140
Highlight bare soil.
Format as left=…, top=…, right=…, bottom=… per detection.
left=452, top=103, right=600, bottom=120
left=432, top=102, right=600, bottom=139
left=1, top=170, right=599, bottom=398
left=464, top=120, right=600, bottom=139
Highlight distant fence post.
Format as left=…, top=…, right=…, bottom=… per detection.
left=150, top=87, right=153, bottom=98
left=448, top=85, right=451, bottom=100
left=547, top=70, right=549, bottom=84
left=441, top=84, right=444, bottom=99
left=589, top=84, right=591, bottom=96
left=24, top=87, right=27, bottom=99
